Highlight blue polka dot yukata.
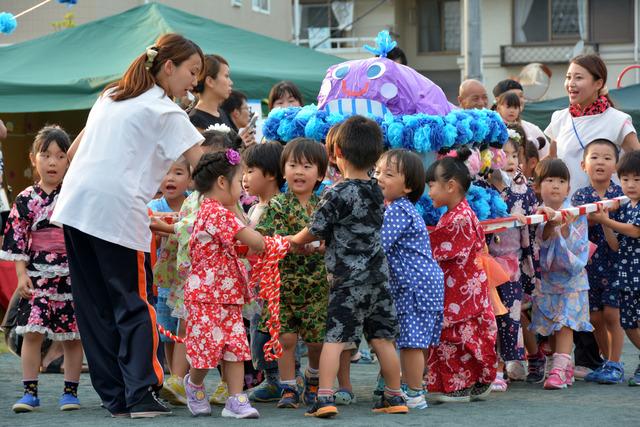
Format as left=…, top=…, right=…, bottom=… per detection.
left=571, top=182, right=624, bottom=311
left=616, top=200, right=640, bottom=329
left=381, top=197, right=444, bottom=349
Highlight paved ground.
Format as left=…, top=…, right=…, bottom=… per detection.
left=1, top=341, right=639, bottom=427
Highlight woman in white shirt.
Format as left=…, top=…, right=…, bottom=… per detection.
left=51, top=33, right=204, bottom=418
left=546, top=54, right=640, bottom=197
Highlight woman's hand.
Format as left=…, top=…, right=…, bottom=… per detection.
left=16, top=274, right=34, bottom=299
left=239, top=127, right=257, bottom=150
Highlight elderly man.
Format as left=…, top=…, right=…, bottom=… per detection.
left=458, top=79, right=489, bottom=110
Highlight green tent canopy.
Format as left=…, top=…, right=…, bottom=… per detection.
left=0, top=3, right=342, bottom=113
left=522, top=83, right=640, bottom=131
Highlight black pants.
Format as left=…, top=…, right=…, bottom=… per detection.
left=574, top=330, right=604, bottom=369
left=63, top=226, right=163, bottom=413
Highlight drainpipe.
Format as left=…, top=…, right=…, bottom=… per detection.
left=466, top=0, right=482, bottom=81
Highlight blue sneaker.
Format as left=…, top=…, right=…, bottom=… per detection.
left=59, top=393, right=81, bottom=411
left=13, top=394, right=40, bottom=413
left=373, top=375, right=385, bottom=397
left=584, top=361, right=608, bottom=383
left=598, top=361, right=624, bottom=384
left=628, top=359, right=640, bottom=386
left=249, top=380, right=282, bottom=402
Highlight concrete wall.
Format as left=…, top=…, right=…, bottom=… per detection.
left=0, top=0, right=292, bottom=45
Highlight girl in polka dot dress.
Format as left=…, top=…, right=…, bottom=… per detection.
left=375, top=149, right=444, bottom=410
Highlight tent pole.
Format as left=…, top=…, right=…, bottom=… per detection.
left=14, top=0, right=53, bottom=19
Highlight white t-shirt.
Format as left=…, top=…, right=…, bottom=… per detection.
left=521, top=119, right=549, bottom=159
left=545, top=107, right=635, bottom=197
left=52, top=85, right=203, bottom=252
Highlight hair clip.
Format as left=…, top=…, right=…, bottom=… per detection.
left=145, top=45, right=158, bottom=71
left=226, top=149, right=241, bottom=165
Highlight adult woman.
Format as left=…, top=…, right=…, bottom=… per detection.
left=189, top=55, right=234, bottom=129
left=51, top=34, right=205, bottom=418
left=547, top=54, right=640, bottom=196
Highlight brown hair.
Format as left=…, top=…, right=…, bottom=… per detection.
left=104, top=33, right=204, bottom=102
left=533, top=158, right=570, bottom=188
left=267, top=81, right=304, bottom=111
left=570, top=54, right=614, bottom=107
left=379, top=149, right=426, bottom=203
left=194, top=54, right=229, bottom=94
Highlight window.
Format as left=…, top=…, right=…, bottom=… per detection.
left=514, top=0, right=634, bottom=44
left=417, top=0, right=461, bottom=53
left=252, top=0, right=270, bottom=14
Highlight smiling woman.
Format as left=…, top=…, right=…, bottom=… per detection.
left=50, top=33, right=205, bottom=419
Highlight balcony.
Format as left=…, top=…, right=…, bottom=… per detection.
left=295, top=36, right=376, bottom=56
left=500, top=43, right=599, bottom=66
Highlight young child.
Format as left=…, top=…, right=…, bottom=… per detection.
left=244, top=142, right=285, bottom=227
left=530, top=158, right=592, bottom=390
left=425, top=147, right=497, bottom=402
left=182, top=149, right=265, bottom=418
left=290, top=115, right=407, bottom=418
left=255, top=138, right=329, bottom=409
left=487, top=129, right=538, bottom=390
left=519, top=139, right=541, bottom=184
left=1, top=126, right=83, bottom=413
left=375, top=149, right=444, bottom=410
left=147, top=157, right=191, bottom=404
left=495, top=92, right=521, bottom=125
left=588, top=150, right=640, bottom=386
left=571, top=139, right=625, bottom=384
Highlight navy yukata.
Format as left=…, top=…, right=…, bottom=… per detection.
left=616, top=200, right=640, bottom=329
left=381, top=197, right=444, bottom=349
left=571, top=182, right=624, bottom=311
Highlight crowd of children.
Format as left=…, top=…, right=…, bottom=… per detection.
left=2, top=37, right=640, bottom=420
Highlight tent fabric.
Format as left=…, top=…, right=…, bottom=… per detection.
left=522, top=84, right=640, bottom=131
left=0, top=3, right=342, bottom=113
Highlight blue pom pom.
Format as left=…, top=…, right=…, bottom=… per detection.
left=417, top=195, right=446, bottom=226
left=387, top=122, right=405, bottom=149
left=364, top=30, right=397, bottom=57
left=0, top=12, right=17, bottom=35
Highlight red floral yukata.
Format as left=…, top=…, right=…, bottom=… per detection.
left=426, top=199, right=497, bottom=393
left=184, top=198, right=253, bottom=369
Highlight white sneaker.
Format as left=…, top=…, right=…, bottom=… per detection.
left=405, top=393, right=428, bottom=409
left=506, top=360, right=527, bottom=381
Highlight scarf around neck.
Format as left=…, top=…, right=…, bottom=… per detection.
left=569, top=95, right=610, bottom=118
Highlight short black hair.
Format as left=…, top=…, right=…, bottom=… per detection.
left=192, top=151, right=241, bottom=194
left=497, top=91, right=521, bottom=109
left=32, top=125, right=71, bottom=154
left=583, top=138, right=619, bottom=162
left=221, top=90, right=248, bottom=116
left=334, top=115, right=383, bottom=170
left=533, top=158, right=570, bottom=187
left=379, top=149, right=425, bottom=203
left=521, top=140, right=539, bottom=162
left=243, top=141, right=285, bottom=188
left=617, top=150, right=640, bottom=177
left=425, top=147, right=473, bottom=192
left=493, top=79, right=523, bottom=98
left=385, top=47, right=407, bottom=65
left=281, top=138, right=329, bottom=182
left=202, top=128, right=243, bottom=151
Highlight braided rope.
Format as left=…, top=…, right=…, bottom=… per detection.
left=158, top=324, right=184, bottom=343
left=249, top=235, right=290, bottom=362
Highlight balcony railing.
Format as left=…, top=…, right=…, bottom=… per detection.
left=501, top=43, right=599, bottom=66
left=295, top=36, right=377, bottom=54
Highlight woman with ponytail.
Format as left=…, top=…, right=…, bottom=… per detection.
left=51, top=33, right=205, bottom=418
left=424, top=147, right=498, bottom=403
left=547, top=54, right=640, bottom=197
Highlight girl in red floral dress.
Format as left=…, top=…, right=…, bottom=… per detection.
left=425, top=147, right=498, bottom=403
left=182, top=149, right=265, bottom=418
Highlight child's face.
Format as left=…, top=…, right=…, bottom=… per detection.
left=503, top=142, right=519, bottom=176
left=581, top=144, right=617, bottom=184
left=374, top=159, right=410, bottom=202
left=284, top=155, right=322, bottom=197
left=161, top=162, right=190, bottom=201
left=497, top=103, right=520, bottom=123
left=272, top=91, right=301, bottom=110
left=620, top=173, right=640, bottom=202
left=427, top=167, right=452, bottom=208
left=31, top=141, right=68, bottom=189
left=243, top=166, right=270, bottom=197
left=539, top=176, right=570, bottom=208
left=219, top=167, right=244, bottom=206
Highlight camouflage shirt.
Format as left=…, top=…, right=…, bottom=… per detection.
left=308, top=179, right=389, bottom=289
left=256, top=192, right=329, bottom=303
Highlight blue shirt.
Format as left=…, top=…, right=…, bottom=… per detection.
left=617, top=200, right=640, bottom=291
left=571, top=182, right=623, bottom=289
left=147, top=196, right=172, bottom=213
left=381, top=197, right=444, bottom=313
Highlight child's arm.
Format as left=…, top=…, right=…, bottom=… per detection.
left=380, top=203, right=410, bottom=253
left=289, top=227, right=318, bottom=246
left=15, top=261, right=33, bottom=299
left=235, top=227, right=265, bottom=254
left=67, top=128, right=85, bottom=161
left=602, top=224, right=620, bottom=252
left=149, top=216, right=175, bottom=235
left=590, top=204, right=640, bottom=239
left=538, top=213, right=590, bottom=275
left=537, top=207, right=563, bottom=241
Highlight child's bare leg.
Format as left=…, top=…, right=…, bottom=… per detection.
left=188, top=367, right=209, bottom=385
left=521, top=313, right=538, bottom=354
left=61, top=340, right=83, bottom=383
left=604, top=307, right=624, bottom=362
left=41, top=340, right=64, bottom=369
left=277, top=333, right=298, bottom=381
left=337, top=349, right=352, bottom=391
left=306, top=342, right=322, bottom=370
left=590, top=310, right=609, bottom=360
left=223, top=361, right=244, bottom=395
left=21, top=333, right=44, bottom=379
left=370, top=338, right=401, bottom=390
left=173, top=321, right=189, bottom=378
left=554, top=327, right=573, bottom=355
left=318, top=343, right=345, bottom=390
left=624, top=327, right=640, bottom=350
left=399, top=348, right=424, bottom=390
left=164, top=342, right=175, bottom=375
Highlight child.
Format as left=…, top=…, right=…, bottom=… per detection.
left=289, top=115, right=407, bottom=418
left=588, top=150, right=640, bottom=386
left=572, top=139, right=625, bottom=384
left=375, top=149, right=444, bottom=410
left=519, top=139, right=541, bottom=184
left=425, top=147, right=497, bottom=402
left=495, top=92, right=521, bottom=125
left=256, top=138, right=329, bottom=408
left=1, top=126, right=83, bottom=413
left=147, top=157, right=191, bottom=404
left=182, top=149, right=265, bottom=418
left=244, top=142, right=285, bottom=227
left=530, top=158, right=592, bottom=390
left=487, top=129, right=538, bottom=390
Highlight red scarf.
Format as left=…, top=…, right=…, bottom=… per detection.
left=569, top=95, right=609, bottom=117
